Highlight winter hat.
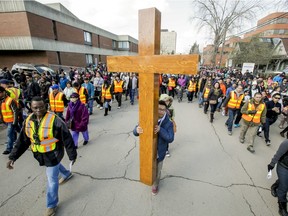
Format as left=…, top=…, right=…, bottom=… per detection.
left=51, top=84, right=59, bottom=89
left=70, top=93, right=79, bottom=98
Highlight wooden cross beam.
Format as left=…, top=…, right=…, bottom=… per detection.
left=107, top=7, right=199, bottom=185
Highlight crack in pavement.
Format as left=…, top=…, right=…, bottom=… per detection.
left=104, top=193, right=116, bottom=215
left=242, top=194, right=256, bottom=216
left=80, top=201, right=89, bottom=216
left=161, top=175, right=270, bottom=191
left=0, top=173, right=41, bottom=208
left=73, top=172, right=140, bottom=183
left=239, top=161, right=274, bottom=215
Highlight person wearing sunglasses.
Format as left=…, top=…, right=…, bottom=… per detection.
left=263, top=93, right=282, bottom=146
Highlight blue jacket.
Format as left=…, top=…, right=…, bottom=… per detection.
left=82, top=82, right=94, bottom=98
left=133, top=114, right=174, bottom=162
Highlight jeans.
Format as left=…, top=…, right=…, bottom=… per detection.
left=263, top=117, right=277, bottom=142
left=130, top=89, right=136, bottom=104
left=71, top=130, right=89, bottom=147
left=46, top=163, right=71, bottom=208
left=88, top=99, right=94, bottom=114
left=198, top=92, right=203, bottom=105
left=226, top=109, right=239, bottom=132
left=6, top=123, right=17, bottom=152
left=276, top=163, right=288, bottom=202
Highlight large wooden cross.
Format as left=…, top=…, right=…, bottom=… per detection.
left=107, top=8, right=199, bottom=185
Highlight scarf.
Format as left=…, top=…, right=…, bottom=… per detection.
left=68, top=100, right=81, bottom=119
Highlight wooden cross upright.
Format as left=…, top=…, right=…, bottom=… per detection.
left=107, top=8, right=199, bottom=185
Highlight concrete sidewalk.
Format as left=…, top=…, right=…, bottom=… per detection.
left=0, top=98, right=283, bottom=216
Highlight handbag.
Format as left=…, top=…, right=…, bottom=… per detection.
left=209, top=100, right=217, bottom=104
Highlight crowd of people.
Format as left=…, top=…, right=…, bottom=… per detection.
left=1, top=64, right=288, bottom=215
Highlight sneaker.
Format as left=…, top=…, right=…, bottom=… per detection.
left=117, top=106, right=121, bottom=109
left=152, top=186, right=158, bottom=195
left=279, top=125, right=284, bottom=129
left=96, top=104, right=100, bottom=108
left=234, top=124, right=240, bottom=128
left=228, top=131, right=232, bottom=136
left=99, top=107, right=103, bottom=110
left=266, top=140, right=271, bottom=146
left=59, top=173, right=73, bottom=185
left=280, top=132, right=285, bottom=138
left=222, top=111, right=225, bottom=116
left=166, top=151, right=170, bottom=157
left=45, top=207, right=57, bottom=216
left=247, top=145, right=255, bottom=153
left=83, top=141, right=88, bottom=145
left=256, top=132, right=262, bottom=137
left=2, top=150, right=11, bottom=155
left=239, top=138, right=244, bottom=143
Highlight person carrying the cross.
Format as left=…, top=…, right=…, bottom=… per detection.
left=133, top=100, right=174, bottom=195
left=239, top=92, right=266, bottom=153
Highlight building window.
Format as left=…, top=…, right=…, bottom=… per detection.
left=52, top=20, right=58, bottom=40
left=84, top=31, right=92, bottom=45
left=85, top=54, right=93, bottom=65
left=118, top=41, right=129, bottom=49
left=112, top=40, right=117, bottom=49
left=57, top=51, right=61, bottom=65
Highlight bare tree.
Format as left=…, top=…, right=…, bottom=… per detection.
left=191, top=0, right=264, bottom=67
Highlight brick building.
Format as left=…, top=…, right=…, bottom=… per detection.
left=0, top=0, right=138, bottom=69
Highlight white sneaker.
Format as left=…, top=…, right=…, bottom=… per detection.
left=96, top=104, right=100, bottom=108
left=117, top=107, right=121, bottom=109
left=100, top=107, right=103, bottom=110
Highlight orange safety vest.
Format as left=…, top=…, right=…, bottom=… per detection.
left=75, top=87, right=87, bottom=104
left=49, top=92, right=64, bottom=112
left=203, top=88, right=210, bottom=99
left=102, top=85, right=112, bottom=99
left=242, top=102, right=265, bottom=124
left=114, top=80, right=124, bottom=93
left=188, top=81, right=196, bottom=92
left=168, top=78, right=176, bottom=87
left=227, top=91, right=244, bottom=109
left=1, top=97, right=14, bottom=123
left=25, top=112, right=59, bottom=153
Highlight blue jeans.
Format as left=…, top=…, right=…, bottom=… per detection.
left=6, top=123, right=17, bottom=152
left=88, top=99, right=94, bottom=114
left=198, top=92, right=203, bottom=105
left=276, top=163, right=288, bottom=202
left=130, top=89, right=136, bottom=104
left=263, top=117, right=277, bottom=142
left=46, top=163, right=71, bottom=208
left=226, top=109, right=239, bottom=132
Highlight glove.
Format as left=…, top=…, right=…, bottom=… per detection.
left=248, top=110, right=257, bottom=114
left=268, top=164, right=274, bottom=172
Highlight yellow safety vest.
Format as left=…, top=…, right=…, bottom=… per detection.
left=188, top=81, right=196, bottom=92
left=114, top=80, right=124, bottom=93
left=203, top=88, right=210, bottom=99
left=102, top=86, right=112, bottom=99
left=75, top=87, right=87, bottom=104
left=25, top=112, right=59, bottom=153
left=227, top=91, right=244, bottom=109
left=49, top=92, right=64, bottom=112
left=168, top=78, right=176, bottom=87
left=242, top=102, right=265, bottom=124
left=1, top=97, right=14, bottom=123
left=7, top=87, right=20, bottom=102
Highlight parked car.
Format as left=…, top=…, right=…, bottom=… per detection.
left=11, top=63, right=56, bottom=77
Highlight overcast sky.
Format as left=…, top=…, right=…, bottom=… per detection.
left=37, top=0, right=284, bottom=54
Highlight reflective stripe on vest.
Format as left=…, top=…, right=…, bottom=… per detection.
left=242, top=103, right=265, bottom=124
left=102, top=86, right=112, bottom=99
left=168, top=78, right=176, bottom=87
left=75, top=87, right=86, bottom=104
left=114, top=80, right=124, bottom=93
left=188, top=81, right=196, bottom=92
left=25, top=112, right=58, bottom=153
left=1, top=97, right=14, bottom=123
left=7, top=87, right=20, bottom=102
left=203, top=88, right=210, bottom=99
left=227, top=91, right=244, bottom=109
left=49, top=92, right=64, bottom=112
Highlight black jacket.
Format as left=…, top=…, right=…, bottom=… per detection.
left=9, top=112, right=77, bottom=167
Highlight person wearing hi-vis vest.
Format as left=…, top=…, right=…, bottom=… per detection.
left=7, top=96, right=77, bottom=216
left=222, top=85, right=244, bottom=135
left=0, top=86, right=19, bottom=155
left=101, top=80, right=113, bottom=116
left=112, top=75, right=125, bottom=109
left=49, top=84, right=68, bottom=120
left=239, top=92, right=267, bottom=153
left=72, top=82, right=88, bottom=105
left=167, top=75, right=177, bottom=98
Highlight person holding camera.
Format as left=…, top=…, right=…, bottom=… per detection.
left=239, top=92, right=266, bottom=153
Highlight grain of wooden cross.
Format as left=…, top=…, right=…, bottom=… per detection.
left=107, top=7, right=199, bottom=185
